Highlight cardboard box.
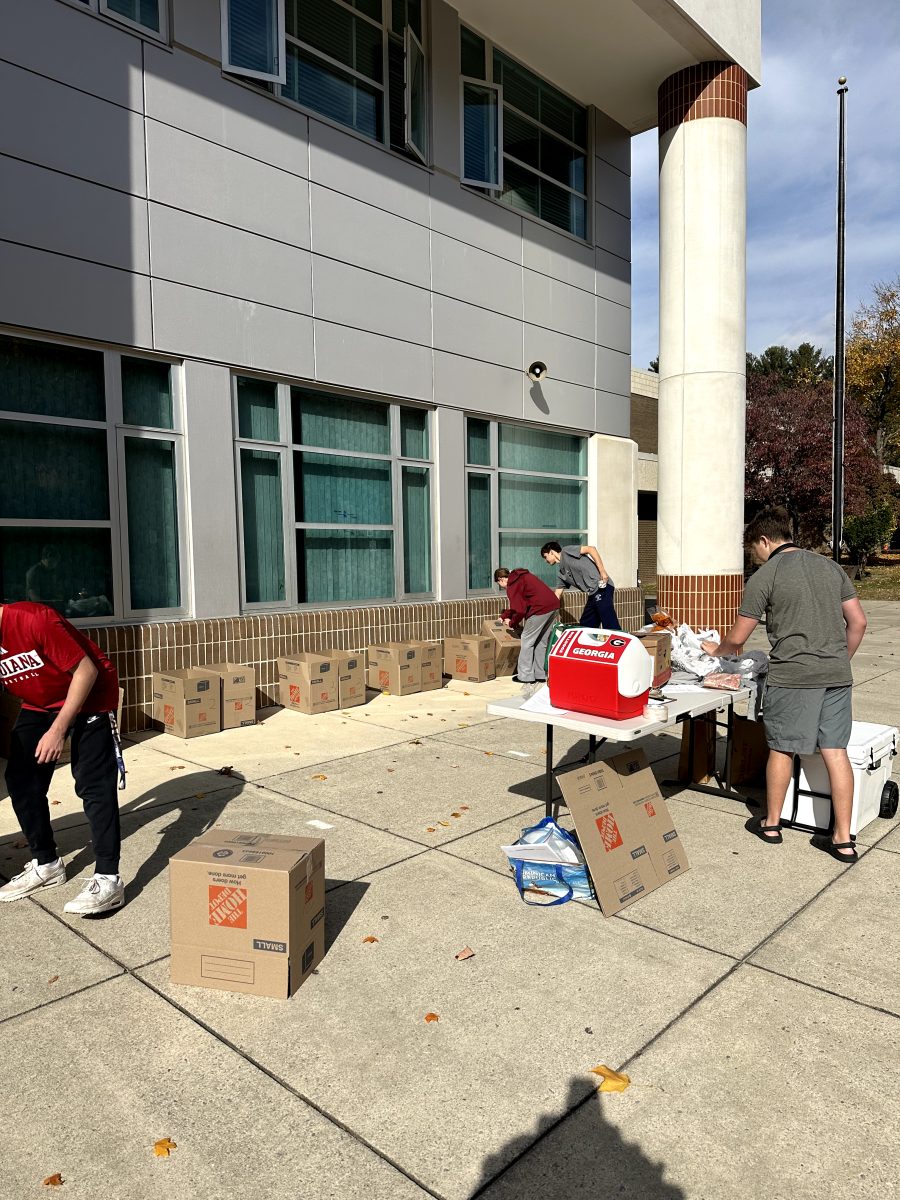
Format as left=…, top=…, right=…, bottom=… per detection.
left=480, top=620, right=520, bottom=677
left=321, top=649, right=367, bottom=709
left=367, top=643, right=421, bottom=696
left=731, top=715, right=769, bottom=786
left=678, top=715, right=718, bottom=785
left=278, top=654, right=339, bottom=715
left=634, top=630, right=673, bottom=688
left=558, top=748, right=689, bottom=916
left=207, top=663, right=257, bottom=730
left=443, top=636, right=496, bottom=683
left=411, top=640, right=443, bottom=691
left=0, top=689, right=23, bottom=759
left=153, top=670, right=221, bottom=738
left=170, top=828, right=325, bottom=1000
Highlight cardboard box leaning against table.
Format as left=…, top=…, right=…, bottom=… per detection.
left=278, top=653, right=338, bottom=715
left=367, top=643, right=422, bottom=696
left=443, top=635, right=496, bottom=683
left=170, top=829, right=325, bottom=999
left=558, top=747, right=689, bottom=916
left=481, top=619, right=520, bottom=677
left=153, top=669, right=221, bottom=738
left=207, top=663, right=257, bottom=729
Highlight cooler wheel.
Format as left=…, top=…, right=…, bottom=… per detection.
left=880, top=780, right=899, bottom=819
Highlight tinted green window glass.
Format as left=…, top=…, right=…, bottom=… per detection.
left=498, top=424, right=586, bottom=475
left=298, top=528, right=394, bottom=602
left=466, top=418, right=490, bottom=465
left=0, top=334, right=104, bottom=422
left=237, top=377, right=279, bottom=441
left=400, top=408, right=429, bottom=459
left=466, top=473, right=492, bottom=589
left=499, top=473, right=585, bottom=531
left=106, top=0, right=160, bottom=33
left=240, top=448, right=285, bottom=603
left=0, top=420, right=108, bottom=520
left=402, top=465, right=431, bottom=592
left=1, top=528, right=113, bottom=616
left=296, top=453, right=392, bottom=525
left=500, top=531, right=583, bottom=586
left=291, top=389, right=390, bottom=453
left=125, top=437, right=180, bottom=609
left=122, top=358, right=173, bottom=429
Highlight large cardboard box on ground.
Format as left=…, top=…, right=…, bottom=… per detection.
left=207, top=663, right=257, bottom=730
left=170, top=829, right=325, bottom=1000
left=278, top=654, right=338, bottom=715
left=480, top=620, right=520, bottom=677
left=634, top=630, right=673, bottom=688
left=558, top=748, right=689, bottom=916
left=443, top=636, right=496, bottom=683
left=318, top=649, right=367, bottom=708
left=153, top=670, right=220, bottom=739
left=731, top=715, right=769, bottom=786
left=367, top=643, right=421, bottom=696
left=678, top=715, right=718, bottom=785
left=411, top=640, right=443, bottom=691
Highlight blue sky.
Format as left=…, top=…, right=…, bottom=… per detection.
left=631, top=0, right=900, bottom=371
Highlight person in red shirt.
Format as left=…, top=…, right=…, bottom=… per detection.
left=0, top=602, right=125, bottom=914
left=494, top=567, right=559, bottom=694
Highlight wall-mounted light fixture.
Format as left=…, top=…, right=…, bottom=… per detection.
left=527, top=361, right=548, bottom=382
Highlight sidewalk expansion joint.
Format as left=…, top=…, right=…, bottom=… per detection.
left=745, top=961, right=900, bottom=1023
left=0, top=972, right=123, bottom=1030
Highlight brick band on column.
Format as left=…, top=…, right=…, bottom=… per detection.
left=658, top=61, right=747, bottom=135
left=656, top=574, right=744, bottom=633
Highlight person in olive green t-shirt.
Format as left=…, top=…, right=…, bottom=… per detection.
left=705, top=507, right=868, bottom=862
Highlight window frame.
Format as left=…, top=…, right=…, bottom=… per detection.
left=404, top=24, right=428, bottom=164
left=464, top=416, right=589, bottom=596
left=459, top=76, right=503, bottom=189
left=0, top=329, right=187, bottom=624
left=221, top=0, right=287, bottom=83
left=66, top=0, right=171, bottom=43
left=233, top=375, right=435, bottom=610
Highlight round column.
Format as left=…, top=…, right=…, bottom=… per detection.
left=656, top=62, right=748, bottom=632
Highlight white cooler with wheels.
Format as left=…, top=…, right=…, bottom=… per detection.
left=781, top=722, right=899, bottom=836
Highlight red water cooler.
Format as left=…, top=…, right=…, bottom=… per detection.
left=548, top=629, right=653, bottom=720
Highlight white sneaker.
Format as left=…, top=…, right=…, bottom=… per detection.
left=0, top=859, right=66, bottom=902
left=63, top=875, right=125, bottom=916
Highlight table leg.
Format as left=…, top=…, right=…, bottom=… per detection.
left=588, top=734, right=597, bottom=763
left=545, top=723, right=554, bottom=818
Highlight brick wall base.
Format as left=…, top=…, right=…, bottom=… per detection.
left=87, top=589, right=645, bottom=733
left=656, top=574, right=743, bottom=634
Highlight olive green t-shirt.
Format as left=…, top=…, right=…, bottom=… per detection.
left=738, top=548, right=856, bottom=688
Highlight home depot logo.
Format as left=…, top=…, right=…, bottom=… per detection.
left=208, top=885, right=248, bottom=928
left=595, top=813, right=623, bottom=852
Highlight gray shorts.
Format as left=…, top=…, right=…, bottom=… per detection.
left=762, top=684, right=853, bottom=755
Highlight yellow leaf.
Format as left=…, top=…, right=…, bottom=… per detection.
left=362, top=936, right=379, bottom=944
left=438, top=821, right=451, bottom=827
left=311, top=774, right=328, bottom=781
left=193, top=793, right=205, bottom=800
left=153, top=1137, right=178, bottom=1157
left=425, top=827, right=436, bottom=833
left=590, top=1065, right=631, bottom=1092
left=483, top=751, right=494, bottom=757
left=48, top=975, right=59, bottom=986
left=455, top=946, right=475, bottom=961
left=451, top=812, right=462, bottom=818
left=42, top=1173, right=64, bottom=1187
left=424, top=1012, right=440, bottom=1023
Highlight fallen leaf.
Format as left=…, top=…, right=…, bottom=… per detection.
left=591, top=1065, right=631, bottom=1093
left=457, top=723, right=470, bottom=728
left=459, top=805, right=470, bottom=811
left=311, top=774, right=328, bottom=781
left=216, top=766, right=235, bottom=776
left=13, top=841, right=27, bottom=849
left=42, top=1174, right=64, bottom=1187
left=483, top=751, right=494, bottom=757
left=50, top=800, right=61, bottom=806
left=425, top=827, right=436, bottom=833
left=451, top=812, right=462, bottom=818
left=153, top=1137, right=178, bottom=1157
left=463, top=691, right=471, bottom=696
left=438, top=821, right=451, bottom=827
left=387, top=768, right=395, bottom=773
left=424, top=1012, right=440, bottom=1023
left=362, top=936, right=379, bottom=944
left=168, top=765, right=185, bottom=771
left=48, top=976, right=59, bottom=985
left=193, top=793, right=205, bottom=800
left=426, top=713, right=433, bottom=716
left=455, top=946, right=475, bottom=961
left=409, top=739, right=422, bottom=745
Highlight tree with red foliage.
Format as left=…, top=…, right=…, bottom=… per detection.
left=744, top=372, right=890, bottom=547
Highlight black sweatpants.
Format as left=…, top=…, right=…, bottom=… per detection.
left=6, top=709, right=121, bottom=875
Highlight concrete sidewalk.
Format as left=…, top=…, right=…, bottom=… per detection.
left=1, top=603, right=899, bottom=1199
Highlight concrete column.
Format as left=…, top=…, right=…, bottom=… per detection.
left=656, top=62, right=748, bottom=631
left=588, top=433, right=638, bottom=588
left=433, top=405, right=467, bottom=600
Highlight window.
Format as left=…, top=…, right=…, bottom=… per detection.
left=459, top=27, right=588, bottom=238
left=465, top=417, right=587, bottom=591
left=222, top=0, right=428, bottom=158
left=234, top=378, right=433, bottom=606
left=72, top=0, right=168, bottom=40
left=0, top=333, right=186, bottom=620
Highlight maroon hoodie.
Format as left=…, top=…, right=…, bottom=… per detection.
left=500, top=568, right=559, bottom=628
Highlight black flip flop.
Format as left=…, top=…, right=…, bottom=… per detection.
left=812, top=836, right=858, bottom=864
left=748, top=816, right=783, bottom=844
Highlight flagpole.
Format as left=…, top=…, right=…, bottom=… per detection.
left=832, top=76, right=848, bottom=563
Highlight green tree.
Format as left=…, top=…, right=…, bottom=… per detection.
left=846, top=277, right=900, bottom=465
left=843, top=502, right=896, bottom=577
left=747, top=343, right=833, bottom=385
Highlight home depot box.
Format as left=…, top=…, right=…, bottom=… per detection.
left=481, top=620, right=520, bottom=677
left=410, top=640, right=443, bottom=691
left=318, top=649, right=367, bottom=708
left=558, top=748, right=689, bottom=916
left=443, top=636, right=496, bottom=683
left=170, top=829, right=325, bottom=1000
left=634, top=630, right=673, bottom=688
left=278, top=654, right=338, bottom=715
left=153, top=670, right=221, bottom=738
left=367, top=643, right=421, bottom=696
left=207, top=663, right=257, bottom=730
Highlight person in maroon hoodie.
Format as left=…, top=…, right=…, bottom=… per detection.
left=494, top=567, right=559, bottom=693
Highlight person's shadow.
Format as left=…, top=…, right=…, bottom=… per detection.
left=471, top=1076, right=686, bottom=1199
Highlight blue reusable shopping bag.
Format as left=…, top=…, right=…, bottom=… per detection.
left=506, top=816, right=593, bottom=906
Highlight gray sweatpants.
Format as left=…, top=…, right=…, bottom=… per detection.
left=517, top=611, right=558, bottom=683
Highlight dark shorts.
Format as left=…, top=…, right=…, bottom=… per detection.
left=762, top=684, right=853, bottom=756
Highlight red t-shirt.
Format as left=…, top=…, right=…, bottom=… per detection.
left=0, top=602, right=119, bottom=713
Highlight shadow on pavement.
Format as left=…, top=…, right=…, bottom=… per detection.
left=472, top=1077, right=685, bottom=1200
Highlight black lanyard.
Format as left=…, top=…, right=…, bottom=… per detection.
left=767, top=542, right=796, bottom=560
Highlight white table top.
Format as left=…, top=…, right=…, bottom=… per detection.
left=486, top=687, right=752, bottom=742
